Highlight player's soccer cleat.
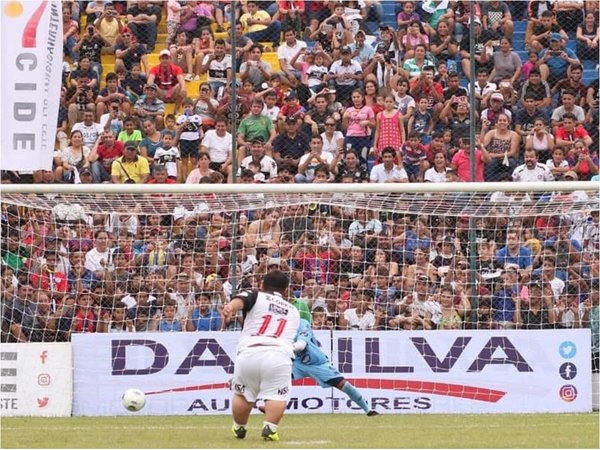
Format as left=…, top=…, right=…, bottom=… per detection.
left=261, top=425, right=280, bottom=441
left=231, top=424, right=247, bottom=439
left=367, top=410, right=380, bottom=416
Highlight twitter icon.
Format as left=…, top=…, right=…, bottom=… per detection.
left=559, top=341, right=577, bottom=359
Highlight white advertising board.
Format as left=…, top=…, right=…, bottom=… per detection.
left=72, top=330, right=591, bottom=415
left=0, top=343, right=72, bottom=417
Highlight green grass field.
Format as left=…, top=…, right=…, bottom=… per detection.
left=1, top=413, right=598, bottom=448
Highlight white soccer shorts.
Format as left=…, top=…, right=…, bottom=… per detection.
left=231, top=347, right=292, bottom=403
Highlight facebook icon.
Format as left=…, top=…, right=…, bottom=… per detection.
left=559, top=362, right=577, bottom=380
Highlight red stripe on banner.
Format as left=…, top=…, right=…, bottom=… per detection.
left=292, top=378, right=506, bottom=403
left=22, top=2, right=48, bottom=48
left=145, top=382, right=231, bottom=396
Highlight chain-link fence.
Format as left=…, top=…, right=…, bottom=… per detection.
left=2, top=0, right=596, bottom=185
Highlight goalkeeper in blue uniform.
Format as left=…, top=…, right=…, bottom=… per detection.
left=292, top=319, right=379, bottom=416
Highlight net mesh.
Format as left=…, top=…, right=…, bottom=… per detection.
left=1, top=188, right=598, bottom=342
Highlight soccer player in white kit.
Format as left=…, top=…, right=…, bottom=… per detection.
left=222, top=270, right=300, bottom=441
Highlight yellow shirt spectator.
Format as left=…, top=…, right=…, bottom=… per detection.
left=111, top=145, right=150, bottom=184
left=240, top=9, right=271, bottom=33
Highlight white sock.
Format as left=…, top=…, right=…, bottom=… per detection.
left=263, top=421, right=278, bottom=432
left=233, top=422, right=246, bottom=429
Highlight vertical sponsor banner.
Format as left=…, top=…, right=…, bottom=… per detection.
left=0, top=1, right=63, bottom=171
left=72, top=330, right=591, bottom=416
left=0, top=343, right=72, bottom=417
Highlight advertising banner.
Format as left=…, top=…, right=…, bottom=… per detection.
left=72, top=330, right=591, bottom=416
left=0, top=1, right=63, bottom=171
left=0, top=343, right=72, bottom=417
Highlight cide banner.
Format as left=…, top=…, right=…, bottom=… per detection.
left=72, top=331, right=331, bottom=416
left=0, top=343, right=72, bottom=417
left=72, top=330, right=591, bottom=416
left=0, top=1, right=62, bottom=171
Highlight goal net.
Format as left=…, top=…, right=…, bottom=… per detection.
left=0, top=182, right=598, bottom=414
left=2, top=182, right=597, bottom=336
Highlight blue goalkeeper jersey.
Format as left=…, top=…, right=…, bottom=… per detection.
left=294, top=319, right=329, bottom=366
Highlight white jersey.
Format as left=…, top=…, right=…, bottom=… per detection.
left=234, top=290, right=300, bottom=358
left=512, top=163, right=554, bottom=182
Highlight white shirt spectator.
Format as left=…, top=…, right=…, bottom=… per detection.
left=154, top=146, right=181, bottom=178
left=201, top=54, right=232, bottom=84
left=320, top=130, right=344, bottom=155
left=512, top=163, right=554, bottom=182
left=238, top=155, right=278, bottom=179
left=277, top=39, right=307, bottom=71
left=343, top=307, right=375, bottom=330
left=369, top=163, right=408, bottom=183
left=84, top=247, right=110, bottom=272
left=72, top=121, right=104, bottom=147
left=201, top=129, right=232, bottom=163
left=545, top=158, right=570, bottom=171
left=348, top=219, right=383, bottom=240
left=551, top=105, right=586, bottom=124
left=424, top=167, right=448, bottom=183
left=328, top=59, right=363, bottom=86
left=262, top=104, right=280, bottom=123
left=297, top=151, right=334, bottom=181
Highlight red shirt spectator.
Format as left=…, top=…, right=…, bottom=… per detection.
left=149, top=62, right=183, bottom=92
left=451, top=148, right=486, bottom=182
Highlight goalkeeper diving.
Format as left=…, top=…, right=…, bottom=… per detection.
left=292, top=319, right=379, bottom=416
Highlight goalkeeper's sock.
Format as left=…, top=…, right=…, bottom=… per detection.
left=340, top=382, right=370, bottom=413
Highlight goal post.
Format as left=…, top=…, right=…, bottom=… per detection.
left=0, top=181, right=598, bottom=415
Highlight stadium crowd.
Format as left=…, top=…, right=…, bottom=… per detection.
left=0, top=1, right=598, bottom=365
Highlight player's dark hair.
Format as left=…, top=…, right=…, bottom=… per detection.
left=263, top=270, right=289, bottom=294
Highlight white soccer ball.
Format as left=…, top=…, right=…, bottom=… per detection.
left=122, top=388, right=146, bottom=412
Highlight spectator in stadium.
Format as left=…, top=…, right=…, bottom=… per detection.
left=554, top=113, right=593, bottom=147
left=553, top=65, right=588, bottom=106
left=138, top=119, right=163, bottom=167
left=95, top=72, right=130, bottom=119
left=115, top=28, right=149, bottom=74
left=567, top=141, right=599, bottom=181
left=111, top=141, right=150, bottom=184
left=512, top=148, right=555, bottom=182
left=537, top=33, right=580, bottom=87
left=168, top=30, right=195, bottom=81
left=71, top=109, right=104, bottom=149
left=89, top=129, right=124, bottom=183
left=240, top=44, right=273, bottom=89
left=459, top=17, right=494, bottom=80
left=73, top=28, right=106, bottom=80
left=147, top=50, right=186, bottom=113
left=516, top=280, right=556, bottom=330
left=238, top=140, right=278, bottom=182
left=295, top=136, right=334, bottom=183
left=126, top=1, right=160, bottom=53
left=240, top=1, right=283, bottom=50
left=481, top=112, right=520, bottom=181
left=524, top=117, right=556, bottom=163
left=200, top=117, right=232, bottom=175
left=576, top=12, right=600, bottom=62
left=93, top=3, right=124, bottom=48
left=369, top=147, right=408, bottom=183
left=67, top=73, right=98, bottom=128
left=489, top=38, right=522, bottom=85
left=200, top=38, right=232, bottom=94
left=273, top=116, right=310, bottom=169
left=530, top=10, right=568, bottom=54
left=54, top=130, right=92, bottom=184
left=555, top=0, right=584, bottom=33
left=237, top=100, right=277, bottom=163
left=481, top=0, right=514, bottom=38
left=496, top=230, right=533, bottom=281
left=186, top=291, right=221, bottom=331
left=327, top=47, right=364, bottom=105
left=134, top=84, right=165, bottom=130
left=451, top=136, right=491, bottom=182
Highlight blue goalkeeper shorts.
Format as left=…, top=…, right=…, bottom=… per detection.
left=292, top=361, right=344, bottom=388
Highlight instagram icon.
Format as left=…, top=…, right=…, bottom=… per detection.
left=559, top=385, right=578, bottom=402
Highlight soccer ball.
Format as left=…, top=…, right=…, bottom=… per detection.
left=122, top=388, right=146, bottom=412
